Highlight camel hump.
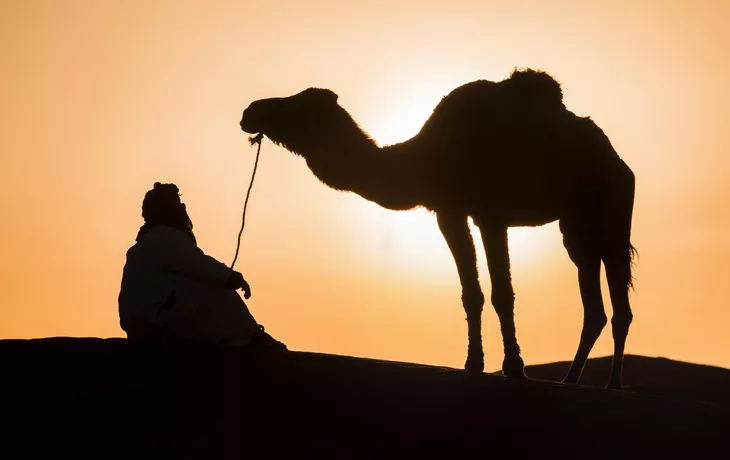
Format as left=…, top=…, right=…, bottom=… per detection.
left=507, top=68, right=564, bottom=108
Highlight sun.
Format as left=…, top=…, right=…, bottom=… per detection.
left=349, top=199, right=558, bottom=276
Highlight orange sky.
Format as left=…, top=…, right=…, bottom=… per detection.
left=2, top=0, right=730, bottom=371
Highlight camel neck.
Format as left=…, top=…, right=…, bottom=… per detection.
left=304, top=139, right=424, bottom=211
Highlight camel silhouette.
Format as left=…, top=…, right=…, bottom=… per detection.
left=239, top=69, right=636, bottom=389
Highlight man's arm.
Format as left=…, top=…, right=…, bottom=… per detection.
left=157, top=227, right=247, bottom=294
left=226, top=271, right=252, bottom=299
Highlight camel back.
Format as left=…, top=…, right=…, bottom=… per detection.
left=419, top=69, right=566, bottom=138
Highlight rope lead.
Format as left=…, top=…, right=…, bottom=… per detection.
left=230, top=133, right=264, bottom=270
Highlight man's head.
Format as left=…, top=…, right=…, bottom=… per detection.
left=137, top=182, right=196, bottom=243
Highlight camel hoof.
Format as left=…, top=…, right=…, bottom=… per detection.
left=561, top=374, right=579, bottom=385
left=502, top=355, right=526, bottom=379
left=605, top=381, right=623, bottom=391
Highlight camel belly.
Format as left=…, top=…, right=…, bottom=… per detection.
left=469, top=196, right=561, bottom=228
left=463, top=170, right=606, bottom=228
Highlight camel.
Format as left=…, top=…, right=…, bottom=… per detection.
left=239, top=69, right=636, bottom=389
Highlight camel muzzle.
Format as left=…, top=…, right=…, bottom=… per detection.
left=239, top=117, right=255, bottom=134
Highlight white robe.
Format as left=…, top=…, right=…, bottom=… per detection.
left=118, top=225, right=257, bottom=346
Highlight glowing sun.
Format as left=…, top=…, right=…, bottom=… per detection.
left=351, top=200, right=557, bottom=274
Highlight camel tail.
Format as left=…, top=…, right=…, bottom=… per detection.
left=624, top=162, right=637, bottom=292
left=627, top=242, right=638, bottom=291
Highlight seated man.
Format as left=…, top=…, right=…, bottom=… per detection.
left=118, top=182, right=286, bottom=350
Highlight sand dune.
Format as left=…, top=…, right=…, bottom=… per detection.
left=2, top=338, right=727, bottom=458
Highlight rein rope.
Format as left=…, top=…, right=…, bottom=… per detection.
left=230, top=132, right=264, bottom=270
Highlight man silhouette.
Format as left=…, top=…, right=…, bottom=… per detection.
left=118, top=182, right=286, bottom=350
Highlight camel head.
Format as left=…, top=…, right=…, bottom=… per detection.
left=240, top=88, right=344, bottom=154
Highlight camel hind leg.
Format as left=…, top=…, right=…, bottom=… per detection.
left=560, top=223, right=607, bottom=385
left=561, top=255, right=607, bottom=384
left=603, top=244, right=635, bottom=390
left=604, top=159, right=636, bottom=390
left=560, top=220, right=634, bottom=389
left=561, top=159, right=635, bottom=388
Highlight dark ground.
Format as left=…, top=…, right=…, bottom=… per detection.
left=2, top=338, right=728, bottom=458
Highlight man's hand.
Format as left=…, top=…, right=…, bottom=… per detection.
left=227, top=270, right=252, bottom=299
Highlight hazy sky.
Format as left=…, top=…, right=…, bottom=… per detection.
left=2, top=0, right=729, bottom=371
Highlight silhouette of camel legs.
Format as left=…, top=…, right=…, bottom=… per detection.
left=562, top=257, right=607, bottom=385
left=560, top=213, right=634, bottom=389
left=481, top=224, right=526, bottom=378
left=437, top=212, right=526, bottom=377
left=437, top=212, right=485, bottom=372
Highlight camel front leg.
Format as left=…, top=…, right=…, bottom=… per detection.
left=436, top=212, right=484, bottom=372
left=481, top=225, right=526, bottom=378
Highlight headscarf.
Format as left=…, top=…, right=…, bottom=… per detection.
left=136, top=182, right=197, bottom=245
